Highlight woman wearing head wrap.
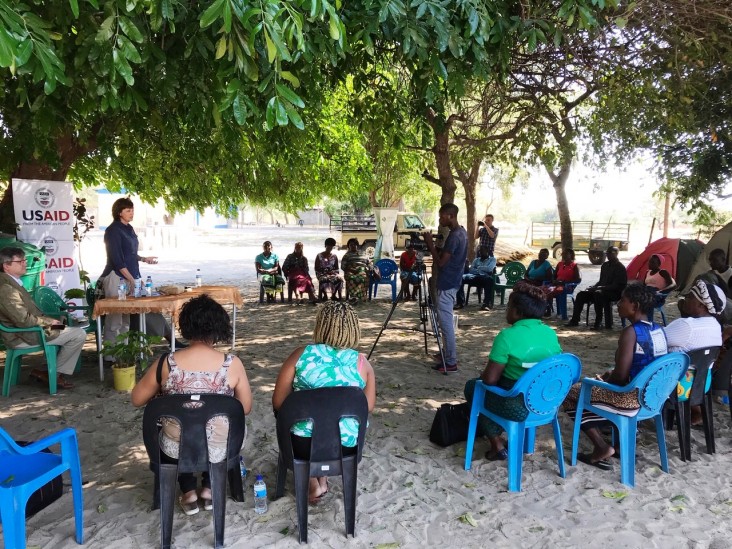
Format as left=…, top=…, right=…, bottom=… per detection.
left=665, top=280, right=725, bottom=423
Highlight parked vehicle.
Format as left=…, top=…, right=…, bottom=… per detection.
left=329, top=213, right=432, bottom=257
left=530, top=221, right=630, bottom=265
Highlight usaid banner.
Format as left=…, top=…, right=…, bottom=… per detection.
left=12, top=179, right=80, bottom=301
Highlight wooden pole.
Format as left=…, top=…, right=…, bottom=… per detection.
left=648, top=217, right=656, bottom=245
left=663, top=192, right=671, bottom=238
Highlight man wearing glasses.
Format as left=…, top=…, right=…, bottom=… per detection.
left=0, top=246, right=86, bottom=389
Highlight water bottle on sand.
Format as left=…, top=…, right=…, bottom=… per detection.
left=253, top=475, right=267, bottom=514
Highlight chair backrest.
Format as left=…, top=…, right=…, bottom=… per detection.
left=687, top=346, right=722, bottom=405
left=86, top=283, right=96, bottom=309
left=633, top=352, right=690, bottom=414
left=501, top=262, right=526, bottom=284
left=34, top=286, right=67, bottom=316
left=142, top=394, right=246, bottom=472
left=512, top=353, right=582, bottom=417
left=374, top=259, right=398, bottom=280
left=276, top=387, right=368, bottom=467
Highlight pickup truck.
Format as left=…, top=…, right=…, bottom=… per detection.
left=329, top=213, right=431, bottom=256
left=530, top=221, right=630, bottom=265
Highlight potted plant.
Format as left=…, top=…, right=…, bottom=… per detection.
left=102, top=331, right=164, bottom=391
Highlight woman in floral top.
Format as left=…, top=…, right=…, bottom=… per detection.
left=273, top=301, right=376, bottom=503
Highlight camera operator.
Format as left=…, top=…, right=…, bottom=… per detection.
left=476, top=214, right=498, bottom=256
left=423, top=203, right=468, bottom=374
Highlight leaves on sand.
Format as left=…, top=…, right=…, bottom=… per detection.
left=279, top=527, right=290, bottom=535
left=528, top=526, right=544, bottom=533
left=458, top=513, right=478, bottom=527
left=670, top=495, right=686, bottom=502
left=375, top=543, right=401, bottom=549
left=463, top=483, right=476, bottom=489
left=455, top=446, right=467, bottom=457
left=410, top=447, right=426, bottom=455
left=601, top=490, right=628, bottom=502
left=97, top=504, right=107, bottom=513
left=404, top=481, right=414, bottom=488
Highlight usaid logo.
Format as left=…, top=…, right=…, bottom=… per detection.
left=34, top=188, right=56, bottom=208
left=42, top=236, right=58, bottom=256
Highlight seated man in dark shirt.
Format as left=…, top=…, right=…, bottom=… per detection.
left=566, top=246, right=627, bottom=330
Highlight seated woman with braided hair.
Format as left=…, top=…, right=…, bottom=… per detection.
left=463, top=281, right=562, bottom=461
left=563, top=284, right=668, bottom=469
left=272, top=301, right=376, bottom=503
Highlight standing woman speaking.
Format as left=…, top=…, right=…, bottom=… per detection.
left=99, top=198, right=173, bottom=353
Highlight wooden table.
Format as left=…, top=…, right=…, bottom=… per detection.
left=92, top=286, right=244, bottom=381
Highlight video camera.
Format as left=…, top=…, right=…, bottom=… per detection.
left=406, top=231, right=442, bottom=252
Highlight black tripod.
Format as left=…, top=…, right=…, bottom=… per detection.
left=368, top=263, right=445, bottom=367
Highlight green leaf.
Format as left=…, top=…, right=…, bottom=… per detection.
left=215, top=36, right=227, bottom=59
left=280, top=70, right=300, bottom=88
left=96, top=15, right=115, bottom=43
left=44, top=77, right=57, bottom=95
left=113, top=49, right=135, bottom=85
left=615, top=17, right=627, bottom=29
left=223, top=0, right=232, bottom=33
left=275, top=83, right=305, bottom=108
left=670, top=495, right=686, bottom=502
left=458, top=513, right=478, bottom=527
left=0, top=28, right=15, bottom=67
left=265, top=96, right=276, bottom=130
left=15, top=40, right=33, bottom=66
left=375, top=544, right=401, bottom=549
left=601, top=490, right=628, bottom=502
left=119, top=17, right=144, bottom=44
left=200, top=0, right=225, bottom=29
left=232, top=92, right=247, bottom=125
left=283, top=100, right=304, bottom=130
left=264, top=29, right=276, bottom=63
left=161, top=0, right=174, bottom=20
left=69, top=0, right=79, bottom=18
left=97, top=504, right=107, bottom=513
left=328, top=15, right=340, bottom=40
left=275, top=98, right=288, bottom=126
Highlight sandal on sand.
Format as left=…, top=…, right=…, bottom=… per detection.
left=179, top=497, right=199, bottom=516
left=485, top=448, right=508, bottom=461
left=577, top=453, right=612, bottom=471
left=30, top=369, right=74, bottom=390
left=202, top=498, right=213, bottom=511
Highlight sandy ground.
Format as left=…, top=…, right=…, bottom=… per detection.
left=2, top=228, right=732, bottom=548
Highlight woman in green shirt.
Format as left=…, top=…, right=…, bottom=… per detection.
left=464, top=281, right=562, bottom=460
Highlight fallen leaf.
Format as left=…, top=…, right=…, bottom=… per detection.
left=670, top=505, right=684, bottom=512
left=601, top=490, right=627, bottom=502
left=410, top=447, right=425, bottom=455
left=279, top=527, right=289, bottom=535
left=455, top=447, right=467, bottom=457
left=256, top=514, right=273, bottom=523
left=463, top=483, right=476, bottom=489
left=528, top=526, right=544, bottom=533
left=670, top=495, right=686, bottom=502
left=375, top=543, right=401, bottom=549
left=97, top=504, right=107, bottom=513
left=458, top=513, right=478, bottom=527
left=404, top=481, right=414, bottom=488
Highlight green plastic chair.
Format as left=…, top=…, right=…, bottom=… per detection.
left=34, top=286, right=97, bottom=355
left=493, top=262, right=527, bottom=305
left=1, top=324, right=60, bottom=396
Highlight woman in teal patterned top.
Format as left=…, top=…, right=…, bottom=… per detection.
left=273, top=301, right=376, bottom=503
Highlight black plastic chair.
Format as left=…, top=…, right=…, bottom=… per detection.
left=274, top=387, right=369, bottom=544
left=463, top=271, right=495, bottom=307
left=142, top=394, right=246, bottom=549
left=665, top=346, right=721, bottom=461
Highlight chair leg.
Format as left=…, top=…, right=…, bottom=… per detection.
left=293, top=462, right=310, bottom=544
left=552, top=416, right=566, bottom=478
left=341, top=459, right=359, bottom=538
left=159, top=464, right=178, bottom=549
left=62, top=433, right=85, bottom=544
left=259, top=285, right=265, bottom=304
left=152, top=472, right=161, bottom=510
left=210, top=462, right=228, bottom=549
left=655, top=415, right=670, bottom=473
left=524, top=427, right=535, bottom=454
left=228, top=465, right=244, bottom=502
left=702, top=392, right=715, bottom=454
left=506, top=423, right=525, bottom=492
left=682, top=401, right=692, bottom=462
left=673, top=400, right=687, bottom=461
left=46, top=347, right=58, bottom=395
left=275, top=454, right=287, bottom=499
left=0, top=494, right=27, bottom=549
left=464, top=386, right=485, bottom=471
left=617, top=416, right=637, bottom=488
left=2, top=350, right=17, bottom=396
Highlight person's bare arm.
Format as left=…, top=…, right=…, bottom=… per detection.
left=131, top=355, right=165, bottom=407
left=606, top=326, right=636, bottom=385
left=272, top=346, right=305, bottom=410
left=229, top=356, right=253, bottom=415
left=359, top=354, right=377, bottom=412
left=480, top=360, right=506, bottom=386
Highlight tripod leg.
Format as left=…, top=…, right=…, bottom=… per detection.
left=368, top=287, right=405, bottom=359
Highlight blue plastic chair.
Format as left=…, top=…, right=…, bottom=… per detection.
left=648, top=290, right=670, bottom=326
left=555, top=282, right=579, bottom=320
left=464, top=353, right=582, bottom=492
left=369, top=259, right=398, bottom=302
left=570, top=352, right=690, bottom=488
left=0, top=427, right=84, bottom=549
left=1, top=323, right=60, bottom=396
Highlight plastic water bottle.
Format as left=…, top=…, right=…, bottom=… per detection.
left=253, top=475, right=267, bottom=514
left=117, top=277, right=127, bottom=300
left=133, top=277, right=142, bottom=298
left=145, top=276, right=153, bottom=297
left=195, top=269, right=203, bottom=287
left=239, top=456, right=247, bottom=480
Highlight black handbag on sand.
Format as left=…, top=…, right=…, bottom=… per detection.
left=429, top=402, right=471, bottom=447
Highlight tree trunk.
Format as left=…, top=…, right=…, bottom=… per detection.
left=458, top=158, right=482, bottom=261
left=423, top=111, right=457, bottom=205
